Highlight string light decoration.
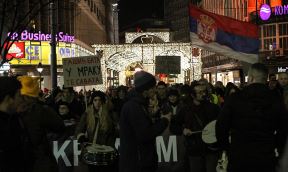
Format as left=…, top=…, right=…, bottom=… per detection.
left=92, top=32, right=202, bottom=89
left=125, top=32, right=171, bottom=43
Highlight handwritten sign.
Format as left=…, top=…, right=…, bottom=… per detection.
left=62, top=56, right=103, bottom=87
left=155, top=56, right=181, bottom=74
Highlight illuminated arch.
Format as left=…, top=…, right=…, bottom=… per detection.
left=92, top=34, right=202, bottom=89
left=125, top=32, right=170, bottom=43
left=106, top=51, right=142, bottom=72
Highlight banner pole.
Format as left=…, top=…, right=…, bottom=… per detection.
left=84, top=86, right=88, bottom=109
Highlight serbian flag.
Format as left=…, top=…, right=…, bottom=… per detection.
left=189, top=4, right=259, bottom=63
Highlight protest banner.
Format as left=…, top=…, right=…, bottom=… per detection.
left=63, top=56, right=103, bottom=87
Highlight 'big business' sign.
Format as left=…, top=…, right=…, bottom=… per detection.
left=8, top=30, right=74, bottom=43
left=260, top=4, right=288, bottom=21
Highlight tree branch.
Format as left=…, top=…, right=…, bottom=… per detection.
left=0, top=0, right=8, bottom=47
left=0, top=0, right=55, bottom=65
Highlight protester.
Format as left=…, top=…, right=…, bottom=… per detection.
left=0, top=77, right=27, bottom=172
left=75, top=90, right=116, bottom=172
left=170, top=81, right=220, bottom=172
left=56, top=101, right=77, bottom=172
left=224, top=82, right=240, bottom=99
left=278, top=72, right=288, bottom=95
left=161, top=89, right=183, bottom=116
left=111, top=85, right=128, bottom=135
left=156, top=81, right=168, bottom=107
left=119, top=71, right=172, bottom=172
left=216, top=63, right=288, bottom=172
left=58, top=86, right=85, bottom=120
left=17, top=76, right=65, bottom=172
left=198, top=79, right=219, bottom=105
left=158, top=89, right=187, bottom=172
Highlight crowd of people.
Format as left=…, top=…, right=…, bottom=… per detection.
left=1, top=62, right=288, bottom=172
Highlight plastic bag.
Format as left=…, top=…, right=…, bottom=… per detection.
left=216, top=151, right=228, bottom=172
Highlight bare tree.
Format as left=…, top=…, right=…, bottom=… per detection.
left=0, top=0, right=55, bottom=67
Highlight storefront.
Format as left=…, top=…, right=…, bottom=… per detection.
left=5, top=30, right=94, bottom=89
left=203, top=70, right=241, bottom=86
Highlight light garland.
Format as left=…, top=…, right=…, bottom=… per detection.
left=92, top=35, right=202, bottom=88
left=125, top=32, right=171, bottom=43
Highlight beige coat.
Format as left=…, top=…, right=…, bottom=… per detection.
left=75, top=104, right=115, bottom=146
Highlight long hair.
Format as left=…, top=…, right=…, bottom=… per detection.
left=86, top=103, right=112, bottom=138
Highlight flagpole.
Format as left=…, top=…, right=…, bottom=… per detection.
left=256, top=0, right=259, bottom=63
left=256, top=0, right=258, bottom=25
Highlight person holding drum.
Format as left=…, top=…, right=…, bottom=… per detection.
left=75, top=90, right=116, bottom=172
left=170, top=81, right=220, bottom=172
left=119, top=71, right=172, bottom=172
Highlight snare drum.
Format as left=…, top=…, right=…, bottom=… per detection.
left=202, top=120, right=217, bottom=144
left=202, top=120, right=219, bottom=150
left=81, top=144, right=118, bottom=166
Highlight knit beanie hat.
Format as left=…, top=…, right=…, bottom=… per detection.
left=17, top=76, right=40, bottom=97
left=90, top=91, right=106, bottom=104
left=134, top=71, right=156, bottom=93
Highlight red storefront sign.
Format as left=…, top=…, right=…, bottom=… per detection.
left=5, top=42, right=25, bottom=60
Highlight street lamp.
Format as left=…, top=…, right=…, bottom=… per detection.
left=36, top=62, right=44, bottom=90
left=112, top=2, right=119, bottom=44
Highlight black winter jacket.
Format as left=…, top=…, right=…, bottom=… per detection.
left=216, top=83, right=288, bottom=172
left=21, top=102, right=65, bottom=172
left=119, top=90, right=169, bottom=172
left=0, top=111, right=27, bottom=172
left=170, top=101, right=220, bottom=156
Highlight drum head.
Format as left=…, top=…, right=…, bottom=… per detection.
left=202, top=120, right=217, bottom=144
left=86, top=144, right=115, bottom=153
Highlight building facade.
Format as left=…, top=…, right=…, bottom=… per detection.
left=164, top=0, right=288, bottom=85
left=200, top=0, right=288, bottom=77
left=164, top=0, right=190, bottom=42
left=1, top=0, right=118, bottom=89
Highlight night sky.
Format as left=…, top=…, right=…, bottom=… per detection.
left=118, top=0, right=164, bottom=30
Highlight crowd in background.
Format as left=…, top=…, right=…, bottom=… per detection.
left=1, top=63, right=288, bottom=172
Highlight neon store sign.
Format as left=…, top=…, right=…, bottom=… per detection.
left=8, top=30, right=74, bottom=43
left=260, top=4, right=288, bottom=21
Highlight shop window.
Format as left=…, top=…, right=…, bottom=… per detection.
left=264, top=38, right=275, bottom=50
left=279, top=37, right=288, bottom=49
left=283, top=37, right=288, bottom=49
left=279, top=23, right=288, bottom=36
left=283, top=24, right=287, bottom=35
left=90, top=2, right=94, bottom=12
left=263, top=24, right=276, bottom=37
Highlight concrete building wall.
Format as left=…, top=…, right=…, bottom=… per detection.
left=75, top=0, right=107, bottom=45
